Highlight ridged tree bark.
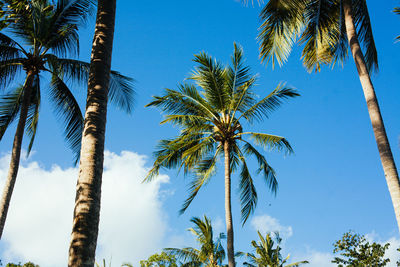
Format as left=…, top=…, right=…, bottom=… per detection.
left=0, top=72, right=34, bottom=239
left=224, top=140, right=235, bottom=267
left=343, top=0, right=400, bottom=231
left=68, top=0, right=116, bottom=265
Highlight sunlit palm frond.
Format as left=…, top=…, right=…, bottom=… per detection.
left=227, top=43, right=251, bottom=96
left=191, top=52, right=230, bottom=112
left=300, top=0, right=339, bottom=72
left=240, top=132, right=293, bottom=154
left=238, top=84, right=299, bottom=123
left=258, top=0, right=305, bottom=67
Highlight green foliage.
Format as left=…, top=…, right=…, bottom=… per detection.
left=237, top=231, right=308, bottom=267
left=332, top=231, right=390, bottom=267
left=164, top=215, right=226, bottom=267
left=0, top=0, right=134, bottom=162
left=146, top=43, right=299, bottom=224
left=5, top=262, right=39, bottom=267
left=256, top=0, right=377, bottom=73
left=0, top=0, right=30, bottom=30
left=139, top=252, right=178, bottom=267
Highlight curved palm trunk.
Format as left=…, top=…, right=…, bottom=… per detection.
left=68, top=0, right=116, bottom=265
left=343, top=0, right=400, bottom=232
left=0, top=72, right=34, bottom=239
left=223, top=141, right=235, bottom=267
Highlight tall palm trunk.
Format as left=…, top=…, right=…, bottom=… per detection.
left=68, top=0, right=116, bottom=265
left=0, top=72, right=34, bottom=239
left=224, top=140, right=235, bottom=267
left=343, top=0, right=400, bottom=231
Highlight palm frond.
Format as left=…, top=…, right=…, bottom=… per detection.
left=285, top=260, right=310, bottom=267
left=227, top=43, right=251, bottom=96
left=46, top=56, right=134, bottom=112
left=43, top=0, right=95, bottom=56
left=0, top=58, right=24, bottom=88
left=237, top=152, right=258, bottom=225
left=191, top=52, right=230, bottom=112
left=300, top=0, right=339, bottom=72
left=49, top=74, right=83, bottom=163
left=147, top=83, right=218, bottom=120
left=0, top=85, right=24, bottom=139
left=238, top=84, right=299, bottom=123
left=164, top=247, right=201, bottom=263
left=25, top=74, right=41, bottom=155
left=352, top=0, right=378, bottom=73
left=242, top=141, right=278, bottom=195
left=240, top=132, right=293, bottom=154
left=180, top=168, right=214, bottom=214
left=108, top=70, right=135, bottom=113
left=258, top=0, right=305, bottom=67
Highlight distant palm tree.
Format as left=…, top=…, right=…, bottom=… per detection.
left=146, top=43, right=299, bottom=267
left=165, top=216, right=226, bottom=267
left=254, top=0, right=400, bottom=231
left=237, top=231, right=308, bottom=267
left=0, top=0, right=133, bottom=239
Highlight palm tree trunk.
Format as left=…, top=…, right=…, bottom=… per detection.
left=0, top=72, right=34, bottom=239
left=68, top=0, right=116, bottom=265
left=343, top=0, right=400, bottom=232
left=224, top=140, right=235, bottom=267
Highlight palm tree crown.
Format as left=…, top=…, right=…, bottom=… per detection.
left=165, top=216, right=227, bottom=267
left=0, top=0, right=134, bottom=158
left=146, top=43, right=298, bottom=223
left=238, top=231, right=309, bottom=267
left=257, top=0, right=376, bottom=73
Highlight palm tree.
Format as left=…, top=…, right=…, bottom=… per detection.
left=146, top=43, right=299, bottom=267
left=237, top=231, right=308, bottom=267
left=165, top=216, right=227, bottom=267
left=67, top=0, right=121, bottom=266
left=254, top=0, right=400, bottom=231
left=0, top=0, right=133, bottom=240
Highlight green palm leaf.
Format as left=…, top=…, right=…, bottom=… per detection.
left=49, top=74, right=83, bottom=162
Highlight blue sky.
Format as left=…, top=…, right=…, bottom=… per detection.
left=1, top=0, right=400, bottom=265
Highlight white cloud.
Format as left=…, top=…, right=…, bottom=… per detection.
left=250, top=214, right=293, bottom=239
left=0, top=150, right=172, bottom=266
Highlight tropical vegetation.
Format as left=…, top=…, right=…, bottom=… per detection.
left=237, top=231, right=308, bottom=267
left=145, top=43, right=298, bottom=267
left=254, top=0, right=400, bottom=231
left=332, top=231, right=390, bottom=266
left=0, top=0, right=398, bottom=266
left=0, top=0, right=133, bottom=241
left=164, top=216, right=226, bottom=267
